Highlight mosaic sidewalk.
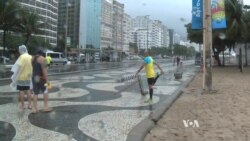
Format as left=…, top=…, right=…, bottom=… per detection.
left=0, top=63, right=197, bottom=141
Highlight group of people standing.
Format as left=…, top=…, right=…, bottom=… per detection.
left=10, top=45, right=52, bottom=114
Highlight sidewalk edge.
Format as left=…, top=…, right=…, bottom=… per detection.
left=127, top=72, right=197, bottom=141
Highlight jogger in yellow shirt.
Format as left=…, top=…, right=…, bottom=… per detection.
left=136, top=51, right=164, bottom=103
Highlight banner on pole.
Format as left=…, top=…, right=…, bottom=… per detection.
left=192, top=0, right=227, bottom=29
left=192, top=0, right=203, bottom=29
left=211, top=0, right=227, bottom=29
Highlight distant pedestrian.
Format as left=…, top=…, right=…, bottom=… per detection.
left=45, top=54, right=52, bottom=68
left=136, top=51, right=164, bottom=104
left=177, top=56, right=180, bottom=66
left=32, top=49, right=52, bottom=114
left=10, top=45, right=33, bottom=110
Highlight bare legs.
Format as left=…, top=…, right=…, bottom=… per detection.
left=19, top=91, right=25, bottom=109
left=32, top=95, right=38, bottom=113
left=43, top=93, right=52, bottom=111
left=32, top=93, right=52, bottom=113
left=27, top=90, right=32, bottom=109
left=19, top=90, right=32, bottom=110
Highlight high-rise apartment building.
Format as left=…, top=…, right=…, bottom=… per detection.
left=162, top=25, right=169, bottom=47
left=101, top=0, right=113, bottom=49
left=58, top=0, right=80, bottom=48
left=168, top=29, right=174, bottom=47
left=58, top=0, right=125, bottom=51
left=122, top=13, right=131, bottom=53
left=152, top=20, right=163, bottom=48
left=112, top=0, right=124, bottom=51
left=131, top=16, right=152, bottom=49
left=85, top=0, right=102, bottom=49
left=17, top=0, right=58, bottom=47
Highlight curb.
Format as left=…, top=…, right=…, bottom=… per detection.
left=127, top=70, right=198, bottom=141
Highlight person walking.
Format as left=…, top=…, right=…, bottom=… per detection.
left=176, top=56, right=180, bottom=66
left=10, top=45, right=33, bottom=110
left=45, top=54, right=52, bottom=68
left=32, top=49, right=52, bottom=114
left=136, top=51, right=164, bottom=103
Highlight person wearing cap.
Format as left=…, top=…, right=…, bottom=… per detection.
left=31, top=48, right=52, bottom=114
left=10, top=45, right=33, bottom=110
left=136, top=51, right=164, bottom=104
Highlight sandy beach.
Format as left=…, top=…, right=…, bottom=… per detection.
left=145, top=67, right=250, bottom=141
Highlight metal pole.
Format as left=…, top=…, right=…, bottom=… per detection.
left=147, top=16, right=149, bottom=51
left=203, top=0, right=212, bottom=91
left=65, top=2, right=68, bottom=58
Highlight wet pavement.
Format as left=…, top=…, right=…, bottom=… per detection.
left=0, top=60, right=197, bottom=141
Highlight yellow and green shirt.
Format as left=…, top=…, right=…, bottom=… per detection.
left=144, top=56, right=155, bottom=78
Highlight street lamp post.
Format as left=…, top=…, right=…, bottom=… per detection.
left=64, top=2, right=70, bottom=58
left=146, top=15, right=149, bottom=51
left=203, top=0, right=212, bottom=91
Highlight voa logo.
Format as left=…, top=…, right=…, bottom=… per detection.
left=183, top=120, right=199, bottom=128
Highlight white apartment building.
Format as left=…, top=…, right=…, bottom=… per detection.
left=112, top=0, right=124, bottom=51
left=101, top=0, right=113, bottom=49
left=131, top=16, right=153, bottom=49
left=131, top=16, right=169, bottom=49
left=152, top=20, right=163, bottom=48
left=162, top=25, right=169, bottom=47
left=122, top=13, right=131, bottom=53
left=136, top=29, right=148, bottom=50
left=17, top=0, right=58, bottom=47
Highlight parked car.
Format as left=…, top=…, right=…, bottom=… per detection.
left=45, top=51, right=68, bottom=65
left=100, top=54, right=110, bottom=62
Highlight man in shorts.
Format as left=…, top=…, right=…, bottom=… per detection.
left=11, top=45, right=33, bottom=110
left=32, top=49, right=52, bottom=113
left=136, top=51, right=164, bottom=103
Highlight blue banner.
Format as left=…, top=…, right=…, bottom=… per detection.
left=192, top=0, right=203, bottom=29
left=211, top=0, right=227, bottom=29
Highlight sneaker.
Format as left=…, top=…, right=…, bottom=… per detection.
left=144, top=99, right=153, bottom=104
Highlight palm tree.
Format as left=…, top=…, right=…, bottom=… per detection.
left=225, top=0, right=246, bottom=69
left=225, top=0, right=246, bottom=43
left=0, top=0, right=21, bottom=56
left=242, top=5, right=250, bottom=66
left=19, top=10, right=43, bottom=45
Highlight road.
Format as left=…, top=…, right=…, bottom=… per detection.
left=0, top=60, right=197, bottom=141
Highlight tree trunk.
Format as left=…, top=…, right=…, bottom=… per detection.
left=214, top=53, right=221, bottom=66
left=239, top=47, right=243, bottom=72
left=223, top=50, right=225, bottom=66
left=24, top=34, right=30, bottom=45
left=3, top=30, right=7, bottom=56
left=245, top=43, right=248, bottom=67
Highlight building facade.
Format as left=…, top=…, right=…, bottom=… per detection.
left=168, top=29, right=174, bottom=47
left=112, top=0, right=124, bottom=51
left=17, top=0, right=58, bottom=47
left=122, top=13, right=131, bottom=53
left=58, top=0, right=80, bottom=48
left=151, top=20, right=163, bottom=48
left=131, top=16, right=153, bottom=50
left=100, top=0, right=113, bottom=49
left=162, top=25, right=169, bottom=47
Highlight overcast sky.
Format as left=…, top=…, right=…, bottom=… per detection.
left=118, top=0, right=250, bottom=40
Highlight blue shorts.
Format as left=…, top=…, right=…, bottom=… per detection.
left=32, top=78, right=46, bottom=95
